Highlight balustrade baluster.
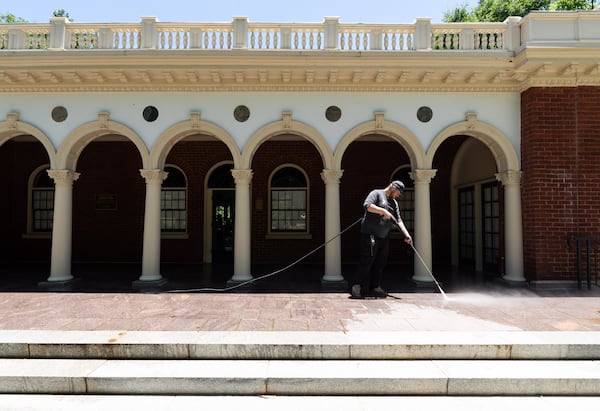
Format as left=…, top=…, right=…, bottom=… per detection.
left=219, top=32, right=224, bottom=49
left=340, top=33, right=346, bottom=50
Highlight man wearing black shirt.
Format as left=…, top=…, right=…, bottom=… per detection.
left=351, top=181, right=413, bottom=299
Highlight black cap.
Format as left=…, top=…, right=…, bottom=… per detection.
left=391, top=180, right=405, bottom=192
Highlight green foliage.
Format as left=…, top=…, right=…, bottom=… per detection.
left=443, top=0, right=594, bottom=22
left=550, top=0, right=592, bottom=10
left=444, top=3, right=477, bottom=22
left=0, top=13, right=26, bottom=23
left=52, top=9, right=72, bottom=21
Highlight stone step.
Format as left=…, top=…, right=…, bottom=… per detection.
left=1, top=358, right=600, bottom=396
left=1, top=394, right=600, bottom=411
left=2, top=330, right=600, bottom=360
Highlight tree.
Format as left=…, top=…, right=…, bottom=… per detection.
left=443, top=3, right=476, bottom=22
left=550, top=0, right=592, bottom=9
left=443, top=0, right=593, bottom=22
left=0, top=13, right=26, bottom=23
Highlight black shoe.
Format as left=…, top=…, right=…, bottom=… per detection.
left=350, top=284, right=363, bottom=299
left=369, top=286, right=388, bottom=298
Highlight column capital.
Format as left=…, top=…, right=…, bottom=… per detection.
left=410, top=169, right=437, bottom=184
left=496, top=170, right=522, bottom=186
left=47, top=169, right=80, bottom=186
left=140, top=169, right=168, bottom=184
left=231, top=169, right=253, bottom=185
left=320, top=169, right=343, bottom=185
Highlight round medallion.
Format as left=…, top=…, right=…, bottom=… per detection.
left=234, top=105, right=250, bottom=122
left=417, top=106, right=433, bottom=123
left=143, top=106, right=159, bottom=122
left=325, top=106, right=342, bottom=122
left=51, top=106, right=68, bottom=122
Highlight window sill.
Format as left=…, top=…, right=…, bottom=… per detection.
left=266, top=233, right=312, bottom=240
left=22, top=232, right=51, bottom=239
left=161, top=232, right=189, bottom=239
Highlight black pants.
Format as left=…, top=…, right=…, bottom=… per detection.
left=353, top=233, right=389, bottom=291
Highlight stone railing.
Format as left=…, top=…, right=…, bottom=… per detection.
left=1, top=12, right=599, bottom=52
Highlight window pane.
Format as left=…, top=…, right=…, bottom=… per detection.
left=161, top=188, right=187, bottom=232
left=270, top=189, right=307, bottom=232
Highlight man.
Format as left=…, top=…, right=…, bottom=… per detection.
left=351, top=180, right=413, bottom=299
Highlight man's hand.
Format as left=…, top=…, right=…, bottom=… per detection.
left=404, top=236, right=413, bottom=245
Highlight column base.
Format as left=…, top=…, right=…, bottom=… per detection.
left=38, top=277, right=81, bottom=291
left=321, top=274, right=345, bottom=283
left=321, top=277, right=348, bottom=292
left=499, top=276, right=528, bottom=287
left=229, top=274, right=253, bottom=283
left=412, top=279, right=444, bottom=293
left=226, top=277, right=253, bottom=290
left=132, top=277, right=168, bottom=290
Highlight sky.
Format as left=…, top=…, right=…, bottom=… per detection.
left=3, top=0, right=474, bottom=24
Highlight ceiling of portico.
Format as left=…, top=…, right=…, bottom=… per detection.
left=0, top=48, right=598, bottom=93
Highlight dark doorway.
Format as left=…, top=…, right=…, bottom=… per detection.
left=212, top=189, right=235, bottom=264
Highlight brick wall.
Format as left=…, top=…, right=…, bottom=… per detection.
left=0, top=141, right=52, bottom=262
left=250, top=140, right=326, bottom=264
left=521, top=86, right=600, bottom=281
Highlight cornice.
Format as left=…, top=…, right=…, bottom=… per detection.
left=1, top=47, right=599, bottom=93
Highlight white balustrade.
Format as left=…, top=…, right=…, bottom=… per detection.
left=1, top=12, right=598, bottom=52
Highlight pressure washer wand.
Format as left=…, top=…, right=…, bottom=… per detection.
left=409, top=242, right=448, bottom=300
left=390, top=216, right=448, bottom=299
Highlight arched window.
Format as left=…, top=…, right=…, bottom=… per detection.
left=30, top=166, right=54, bottom=233
left=161, top=165, right=187, bottom=232
left=270, top=166, right=308, bottom=233
left=392, top=166, right=414, bottom=233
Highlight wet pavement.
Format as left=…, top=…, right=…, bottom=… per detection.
left=0, top=262, right=599, bottom=332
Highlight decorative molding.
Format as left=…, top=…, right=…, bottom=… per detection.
left=282, top=111, right=292, bottom=128
left=47, top=169, right=80, bottom=186
left=98, top=111, right=110, bottom=128
left=466, top=112, right=477, bottom=129
left=140, top=169, right=168, bottom=184
left=6, top=112, right=19, bottom=129
left=374, top=111, right=385, bottom=129
left=410, top=169, right=437, bottom=184
left=231, top=169, right=253, bottom=185
left=190, top=111, right=202, bottom=128
left=496, top=170, right=522, bottom=186
left=320, top=169, right=344, bottom=185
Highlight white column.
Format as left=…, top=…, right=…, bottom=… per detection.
left=47, top=169, right=80, bottom=282
left=321, top=169, right=344, bottom=282
left=231, top=169, right=253, bottom=281
left=410, top=169, right=437, bottom=282
left=496, top=170, right=526, bottom=282
left=139, top=169, right=167, bottom=282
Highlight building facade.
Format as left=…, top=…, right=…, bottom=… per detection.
left=1, top=11, right=599, bottom=288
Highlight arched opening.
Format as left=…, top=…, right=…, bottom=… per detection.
left=0, top=136, right=53, bottom=281
left=250, top=138, right=324, bottom=266
left=207, top=163, right=235, bottom=265
left=340, top=134, right=414, bottom=286
left=431, top=135, right=502, bottom=289
left=71, top=136, right=145, bottom=281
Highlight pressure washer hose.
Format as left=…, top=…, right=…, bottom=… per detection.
left=167, top=217, right=363, bottom=293
left=169, top=214, right=447, bottom=297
